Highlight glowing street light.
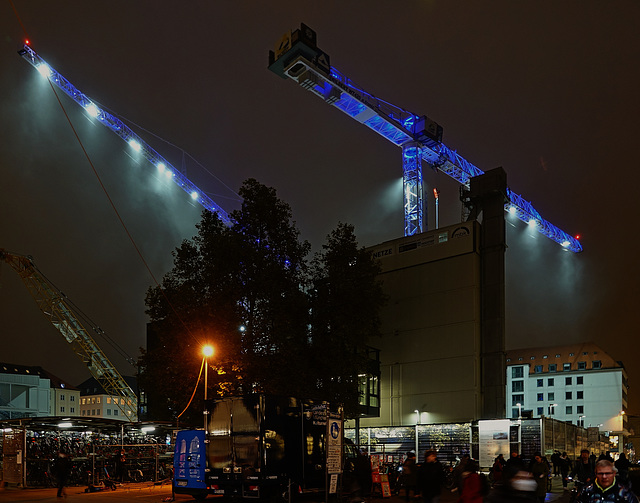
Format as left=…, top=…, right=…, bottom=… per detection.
left=516, top=402, right=522, bottom=419
left=202, top=345, right=214, bottom=429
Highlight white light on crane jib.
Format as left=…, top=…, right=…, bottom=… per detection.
left=128, top=139, right=141, bottom=152
left=191, top=191, right=199, bottom=200
left=85, top=103, right=99, bottom=118
left=36, top=63, right=52, bottom=78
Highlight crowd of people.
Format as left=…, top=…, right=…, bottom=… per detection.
left=350, top=448, right=639, bottom=503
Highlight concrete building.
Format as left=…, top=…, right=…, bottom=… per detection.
left=350, top=168, right=508, bottom=429
left=0, top=363, right=79, bottom=419
left=505, top=343, right=628, bottom=434
left=78, top=376, right=138, bottom=421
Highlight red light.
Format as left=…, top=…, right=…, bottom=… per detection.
left=575, top=234, right=581, bottom=240
left=25, top=39, right=30, bottom=45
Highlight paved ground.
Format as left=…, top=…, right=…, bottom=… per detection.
left=0, top=476, right=572, bottom=503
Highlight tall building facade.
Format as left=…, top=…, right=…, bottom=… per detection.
left=506, top=343, right=628, bottom=433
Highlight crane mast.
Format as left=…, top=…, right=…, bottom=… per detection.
left=0, top=250, right=137, bottom=420
left=17, top=44, right=232, bottom=227
left=268, top=24, right=582, bottom=253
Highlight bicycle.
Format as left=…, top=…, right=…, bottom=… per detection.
left=567, top=477, right=585, bottom=503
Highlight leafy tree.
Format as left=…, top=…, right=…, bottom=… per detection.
left=139, top=181, right=385, bottom=423
left=307, top=223, right=386, bottom=416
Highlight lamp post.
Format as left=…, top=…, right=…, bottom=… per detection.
left=415, top=410, right=420, bottom=455
left=202, top=345, right=214, bottom=430
left=516, top=402, right=522, bottom=420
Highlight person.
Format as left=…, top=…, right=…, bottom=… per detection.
left=53, top=451, right=72, bottom=498
left=353, top=449, right=373, bottom=500
left=491, top=454, right=505, bottom=486
left=402, top=451, right=418, bottom=501
left=571, top=449, right=595, bottom=486
left=529, top=453, right=549, bottom=503
left=115, top=449, right=126, bottom=482
left=505, top=451, right=526, bottom=472
left=417, top=449, right=445, bottom=503
left=452, top=454, right=471, bottom=493
left=578, top=459, right=639, bottom=502
left=485, top=468, right=537, bottom=502
left=457, top=459, right=483, bottom=503
left=615, top=453, right=631, bottom=483
left=551, top=451, right=561, bottom=476
left=559, top=452, right=571, bottom=489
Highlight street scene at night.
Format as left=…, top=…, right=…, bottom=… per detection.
left=1, top=1, right=639, bottom=502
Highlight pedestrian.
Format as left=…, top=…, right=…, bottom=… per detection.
left=457, top=459, right=483, bottom=503
left=578, top=459, right=638, bottom=502
left=491, top=454, right=505, bottom=486
left=402, top=451, right=418, bottom=501
left=115, top=449, right=126, bottom=482
left=453, top=454, right=471, bottom=493
left=571, top=449, right=595, bottom=486
left=353, top=449, right=373, bottom=500
left=505, top=451, right=525, bottom=472
left=529, top=453, right=549, bottom=503
left=417, top=450, right=445, bottom=503
left=53, top=451, right=72, bottom=498
left=551, top=451, right=560, bottom=476
left=615, top=453, right=631, bottom=483
left=559, top=452, right=571, bottom=489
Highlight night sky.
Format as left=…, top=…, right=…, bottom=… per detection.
left=1, top=2, right=638, bottom=414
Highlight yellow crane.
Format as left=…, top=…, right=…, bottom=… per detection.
left=1, top=249, right=137, bottom=420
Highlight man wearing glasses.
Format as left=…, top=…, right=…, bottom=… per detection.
left=578, top=459, right=638, bottom=502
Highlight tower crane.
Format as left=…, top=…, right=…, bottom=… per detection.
left=17, top=43, right=232, bottom=227
left=268, top=24, right=582, bottom=253
left=0, top=249, right=137, bottom=420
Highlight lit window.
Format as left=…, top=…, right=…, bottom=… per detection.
left=563, top=363, right=571, bottom=371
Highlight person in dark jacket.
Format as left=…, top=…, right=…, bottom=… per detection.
left=578, top=459, right=638, bottom=503
left=402, top=452, right=418, bottom=501
left=417, top=450, right=445, bottom=503
left=53, top=451, right=72, bottom=498
left=571, top=449, right=595, bottom=486
left=529, top=453, right=549, bottom=503
left=559, top=452, right=571, bottom=489
left=615, top=453, right=631, bottom=484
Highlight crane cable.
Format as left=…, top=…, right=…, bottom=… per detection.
left=9, top=0, right=215, bottom=413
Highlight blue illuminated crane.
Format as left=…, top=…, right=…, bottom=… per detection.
left=268, top=24, right=582, bottom=253
left=18, top=44, right=232, bottom=226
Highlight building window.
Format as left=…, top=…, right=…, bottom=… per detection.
left=563, top=363, right=571, bottom=371
left=569, top=353, right=575, bottom=357
left=512, top=394, right=524, bottom=406
left=578, top=361, right=587, bottom=370
left=537, top=407, right=544, bottom=416
left=70, top=407, right=74, bottom=413
left=548, top=406, right=556, bottom=415
left=566, top=391, right=572, bottom=400
left=566, top=406, right=573, bottom=414
left=566, top=377, right=572, bottom=385
left=537, top=379, right=543, bottom=387
left=577, top=391, right=584, bottom=399
left=107, top=409, right=112, bottom=415
left=60, top=406, right=65, bottom=413
left=114, top=409, right=119, bottom=416
left=593, top=361, right=602, bottom=369
left=512, top=381, right=524, bottom=392
left=60, top=394, right=65, bottom=401
left=548, top=392, right=555, bottom=401
left=577, top=406, right=584, bottom=414
left=548, top=378, right=555, bottom=386
left=555, top=354, right=561, bottom=358
left=577, top=376, right=584, bottom=385
left=537, top=393, right=544, bottom=402
left=534, top=365, right=543, bottom=373
left=549, top=364, right=557, bottom=372
left=70, top=395, right=75, bottom=402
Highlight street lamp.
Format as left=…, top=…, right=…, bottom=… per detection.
left=516, top=402, right=522, bottom=420
left=549, top=403, right=558, bottom=416
left=202, top=345, right=214, bottom=429
left=414, top=410, right=420, bottom=455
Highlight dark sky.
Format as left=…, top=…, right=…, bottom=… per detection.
left=1, top=2, right=639, bottom=413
